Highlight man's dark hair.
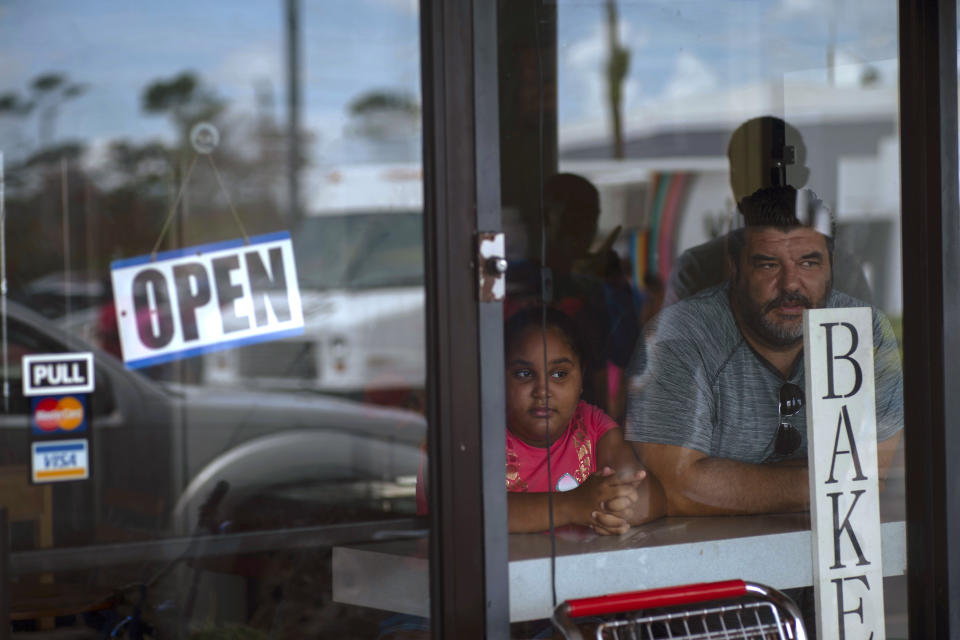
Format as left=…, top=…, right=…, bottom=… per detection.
left=727, top=185, right=834, bottom=267
left=737, top=184, right=801, bottom=226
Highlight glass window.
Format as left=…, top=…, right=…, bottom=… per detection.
left=498, top=1, right=906, bottom=637
left=1, top=2, right=429, bottom=637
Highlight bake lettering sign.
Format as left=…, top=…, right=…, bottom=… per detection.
left=110, top=232, right=304, bottom=369
left=804, top=308, right=885, bottom=640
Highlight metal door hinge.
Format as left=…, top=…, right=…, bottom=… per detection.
left=477, top=232, right=507, bottom=302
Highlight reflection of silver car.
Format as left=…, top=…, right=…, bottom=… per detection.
left=2, top=301, right=425, bottom=544
left=17, top=271, right=107, bottom=319
left=204, top=208, right=426, bottom=396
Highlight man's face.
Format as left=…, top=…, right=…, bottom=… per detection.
left=731, top=227, right=832, bottom=348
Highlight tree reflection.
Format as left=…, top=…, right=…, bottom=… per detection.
left=0, top=72, right=87, bottom=148
left=3, top=70, right=296, bottom=321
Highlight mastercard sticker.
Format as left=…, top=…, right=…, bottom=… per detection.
left=31, top=394, right=88, bottom=435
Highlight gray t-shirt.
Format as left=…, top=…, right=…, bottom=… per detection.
left=624, top=284, right=903, bottom=463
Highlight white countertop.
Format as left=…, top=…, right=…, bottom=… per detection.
left=332, top=512, right=907, bottom=622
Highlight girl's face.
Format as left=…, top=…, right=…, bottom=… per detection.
left=505, top=326, right=583, bottom=447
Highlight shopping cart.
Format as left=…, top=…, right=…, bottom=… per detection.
left=552, top=579, right=807, bottom=640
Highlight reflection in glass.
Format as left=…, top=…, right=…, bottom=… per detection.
left=1, top=1, right=427, bottom=637
left=295, top=212, right=423, bottom=291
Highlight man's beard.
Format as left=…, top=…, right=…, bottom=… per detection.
left=736, top=287, right=830, bottom=348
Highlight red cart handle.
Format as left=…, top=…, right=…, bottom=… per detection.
left=563, top=579, right=748, bottom=618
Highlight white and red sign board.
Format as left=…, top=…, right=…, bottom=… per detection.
left=804, top=307, right=885, bottom=640
left=110, top=232, right=304, bottom=370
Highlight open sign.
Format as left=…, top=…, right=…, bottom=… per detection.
left=111, top=232, right=304, bottom=369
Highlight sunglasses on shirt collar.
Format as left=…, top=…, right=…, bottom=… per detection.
left=775, top=382, right=804, bottom=456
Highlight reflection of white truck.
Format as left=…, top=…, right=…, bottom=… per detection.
left=203, top=164, right=425, bottom=400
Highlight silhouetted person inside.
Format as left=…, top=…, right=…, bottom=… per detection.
left=507, top=173, right=637, bottom=414
left=664, top=116, right=873, bottom=307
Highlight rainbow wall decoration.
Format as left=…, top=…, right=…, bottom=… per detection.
left=628, top=171, right=691, bottom=289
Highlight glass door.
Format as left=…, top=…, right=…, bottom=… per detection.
left=1, top=2, right=434, bottom=637
left=496, top=1, right=909, bottom=636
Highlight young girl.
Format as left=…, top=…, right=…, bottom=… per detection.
left=503, top=306, right=664, bottom=534
left=414, top=307, right=663, bottom=534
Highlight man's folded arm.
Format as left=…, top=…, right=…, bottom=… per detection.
left=636, top=431, right=901, bottom=517
left=634, top=441, right=809, bottom=516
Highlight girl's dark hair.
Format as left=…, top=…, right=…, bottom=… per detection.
left=504, top=306, right=586, bottom=371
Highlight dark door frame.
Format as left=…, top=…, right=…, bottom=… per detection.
left=421, top=0, right=510, bottom=637
left=899, top=0, right=960, bottom=636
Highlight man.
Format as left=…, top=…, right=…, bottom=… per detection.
left=664, top=116, right=873, bottom=307
left=625, top=185, right=902, bottom=515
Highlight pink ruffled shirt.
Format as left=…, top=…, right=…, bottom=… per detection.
left=505, top=400, right=618, bottom=493
left=416, top=401, right=618, bottom=513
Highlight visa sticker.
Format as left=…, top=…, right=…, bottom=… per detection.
left=31, top=439, right=89, bottom=483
